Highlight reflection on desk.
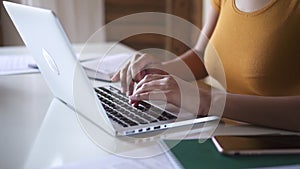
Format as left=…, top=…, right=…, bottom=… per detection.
left=24, top=98, right=216, bottom=169
left=50, top=152, right=173, bottom=169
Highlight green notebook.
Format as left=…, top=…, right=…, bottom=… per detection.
left=162, top=139, right=300, bottom=169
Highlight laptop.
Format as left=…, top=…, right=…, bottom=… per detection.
left=3, top=1, right=218, bottom=136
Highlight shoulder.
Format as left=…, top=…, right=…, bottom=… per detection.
left=210, top=0, right=228, bottom=13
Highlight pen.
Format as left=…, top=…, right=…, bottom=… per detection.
left=28, top=63, right=39, bottom=69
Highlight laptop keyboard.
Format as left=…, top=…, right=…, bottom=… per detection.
left=95, top=86, right=177, bottom=128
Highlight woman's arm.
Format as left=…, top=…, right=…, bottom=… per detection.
left=162, top=3, right=219, bottom=81
left=129, top=73, right=300, bottom=132
left=112, top=3, right=219, bottom=93
left=221, top=93, right=300, bottom=132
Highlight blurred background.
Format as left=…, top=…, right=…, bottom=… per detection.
left=0, top=0, right=210, bottom=56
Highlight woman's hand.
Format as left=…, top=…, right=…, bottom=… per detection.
left=129, top=74, right=212, bottom=116
left=111, top=53, right=166, bottom=95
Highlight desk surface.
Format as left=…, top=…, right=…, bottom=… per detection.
left=0, top=44, right=296, bottom=169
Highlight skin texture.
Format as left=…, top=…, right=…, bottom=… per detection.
left=235, top=0, right=273, bottom=12
left=112, top=0, right=300, bottom=132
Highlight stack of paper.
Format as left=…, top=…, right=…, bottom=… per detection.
left=81, top=53, right=131, bottom=82
left=0, top=53, right=132, bottom=82
left=0, top=54, right=39, bottom=75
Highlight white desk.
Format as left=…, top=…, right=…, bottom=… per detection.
left=0, top=44, right=296, bottom=169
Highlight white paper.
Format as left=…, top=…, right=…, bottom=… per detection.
left=0, top=54, right=39, bottom=75
left=0, top=53, right=131, bottom=81
left=81, top=53, right=131, bottom=76
left=81, top=53, right=132, bottom=81
left=50, top=154, right=174, bottom=169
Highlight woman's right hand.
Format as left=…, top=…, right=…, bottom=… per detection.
left=111, top=53, right=167, bottom=95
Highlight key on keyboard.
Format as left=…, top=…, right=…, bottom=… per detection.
left=94, top=86, right=177, bottom=128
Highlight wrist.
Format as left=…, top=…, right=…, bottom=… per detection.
left=160, top=61, right=174, bottom=74
left=206, top=89, right=227, bottom=117
left=199, top=88, right=212, bottom=116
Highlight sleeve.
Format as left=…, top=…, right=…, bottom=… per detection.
left=210, top=0, right=221, bottom=13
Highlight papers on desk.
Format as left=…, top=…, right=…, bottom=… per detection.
left=0, top=54, right=39, bottom=75
left=0, top=52, right=131, bottom=81
left=81, top=53, right=131, bottom=81
left=50, top=154, right=173, bottom=169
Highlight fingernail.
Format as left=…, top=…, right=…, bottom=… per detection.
left=128, top=99, right=133, bottom=104
left=129, top=99, right=138, bottom=106
left=129, top=95, right=135, bottom=100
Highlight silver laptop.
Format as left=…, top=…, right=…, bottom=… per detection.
left=4, top=1, right=218, bottom=136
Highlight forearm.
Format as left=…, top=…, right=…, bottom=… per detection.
left=162, top=49, right=208, bottom=81
left=222, top=93, right=300, bottom=132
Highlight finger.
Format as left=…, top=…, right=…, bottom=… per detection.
left=145, top=67, right=168, bottom=75
left=120, top=67, right=128, bottom=93
left=128, top=80, right=134, bottom=96
left=129, top=99, right=140, bottom=107
left=130, top=90, right=170, bottom=102
left=135, top=74, right=166, bottom=90
left=133, top=80, right=167, bottom=97
left=126, top=66, right=134, bottom=96
left=111, top=58, right=131, bottom=82
left=132, top=69, right=147, bottom=83
left=131, top=54, right=151, bottom=81
left=111, top=71, right=120, bottom=82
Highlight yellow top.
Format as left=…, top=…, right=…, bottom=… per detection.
left=205, top=0, right=300, bottom=96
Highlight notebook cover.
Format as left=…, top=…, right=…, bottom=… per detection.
left=162, top=139, right=300, bottom=169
